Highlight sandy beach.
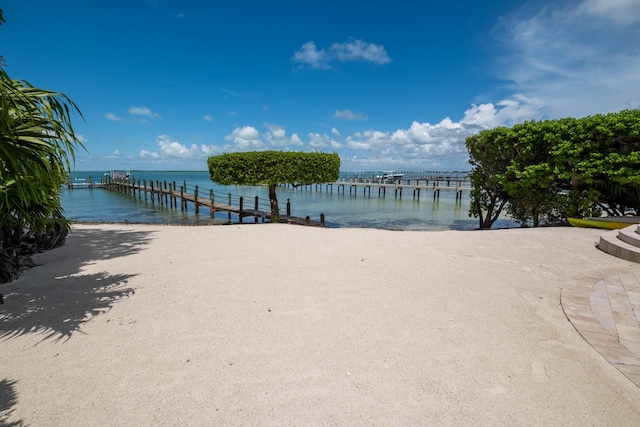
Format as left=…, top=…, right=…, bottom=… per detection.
left=1, top=223, right=640, bottom=425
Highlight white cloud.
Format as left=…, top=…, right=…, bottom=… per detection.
left=462, top=95, right=544, bottom=129
left=140, top=150, right=160, bottom=159
left=494, top=0, right=640, bottom=118
left=307, top=132, right=343, bottom=149
left=580, top=0, right=640, bottom=26
left=263, top=123, right=303, bottom=147
left=156, top=134, right=199, bottom=157
left=199, top=145, right=221, bottom=156
left=335, top=109, right=368, bottom=121
left=204, top=114, right=213, bottom=122
left=264, top=123, right=287, bottom=147
left=120, top=94, right=541, bottom=170
left=105, top=112, right=121, bottom=121
left=138, top=135, right=222, bottom=161
left=129, top=106, right=160, bottom=120
left=292, top=41, right=331, bottom=69
left=225, top=126, right=263, bottom=149
left=341, top=95, right=543, bottom=169
left=290, top=133, right=304, bottom=146
left=292, top=38, right=391, bottom=69
left=330, top=39, right=391, bottom=64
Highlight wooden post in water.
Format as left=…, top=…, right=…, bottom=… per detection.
left=157, top=181, right=163, bottom=206
left=228, top=193, right=232, bottom=220
left=239, top=196, right=244, bottom=223
left=194, top=186, right=199, bottom=214
left=210, top=190, right=215, bottom=217
left=180, top=186, right=184, bottom=211
left=150, top=182, right=155, bottom=204
left=254, top=196, right=259, bottom=223
left=320, top=213, right=325, bottom=227
left=287, top=199, right=291, bottom=216
left=163, top=181, right=168, bottom=205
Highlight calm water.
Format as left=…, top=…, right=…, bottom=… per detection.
left=61, top=170, right=517, bottom=230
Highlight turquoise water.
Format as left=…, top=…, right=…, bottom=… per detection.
left=61, top=170, right=517, bottom=230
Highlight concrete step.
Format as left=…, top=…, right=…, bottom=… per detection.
left=598, top=227, right=640, bottom=263
left=618, top=226, right=640, bottom=248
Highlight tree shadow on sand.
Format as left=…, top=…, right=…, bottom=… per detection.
left=0, top=379, right=25, bottom=427
left=0, top=227, right=155, bottom=425
left=0, top=227, right=155, bottom=342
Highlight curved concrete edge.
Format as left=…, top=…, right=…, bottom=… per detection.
left=561, top=273, right=640, bottom=388
left=598, top=225, right=640, bottom=263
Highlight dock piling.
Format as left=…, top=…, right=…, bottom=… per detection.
left=194, top=186, right=199, bottom=214
left=254, top=196, right=259, bottom=223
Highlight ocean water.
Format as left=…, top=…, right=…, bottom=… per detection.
left=61, top=170, right=517, bottom=230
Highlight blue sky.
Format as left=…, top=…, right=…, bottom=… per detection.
left=3, top=0, right=640, bottom=171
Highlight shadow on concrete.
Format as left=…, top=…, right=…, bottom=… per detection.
left=0, top=227, right=154, bottom=342
left=0, top=379, right=24, bottom=427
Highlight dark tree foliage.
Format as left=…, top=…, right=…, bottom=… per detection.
left=208, top=151, right=340, bottom=222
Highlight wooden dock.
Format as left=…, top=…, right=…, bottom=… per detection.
left=68, top=176, right=325, bottom=226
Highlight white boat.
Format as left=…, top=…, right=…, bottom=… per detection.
left=376, top=172, right=404, bottom=182
left=105, top=170, right=131, bottom=179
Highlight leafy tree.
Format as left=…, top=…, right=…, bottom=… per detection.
left=466, top=127, right=513, bottom=229
left=500, top=120, right=569, bottom=226
left=466, top=109, right=640, bottom=229
left=208, top=151, right=340, bottom=222
left=0, top=8, right=84, bottom=281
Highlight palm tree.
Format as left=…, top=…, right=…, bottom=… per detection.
left=0, top=22, right=85, bottom=280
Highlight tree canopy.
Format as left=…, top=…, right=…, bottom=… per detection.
left=208, top=151, right=340, bottom=221
left=466, top=109, right=640, bottom=229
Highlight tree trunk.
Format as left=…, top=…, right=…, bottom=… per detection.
left=268, top=184, right=280, bottom=223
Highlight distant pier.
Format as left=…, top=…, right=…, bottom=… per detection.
left=281, top=177, right=472, bottom=201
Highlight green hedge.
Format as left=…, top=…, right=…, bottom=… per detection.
left=207, top=151, right=341, bottom=185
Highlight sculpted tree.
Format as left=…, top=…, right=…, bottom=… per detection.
left=208, top=151, right=340, bottom=222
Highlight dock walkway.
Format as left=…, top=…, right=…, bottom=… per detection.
left=68, top=177, right=324, bottom=226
